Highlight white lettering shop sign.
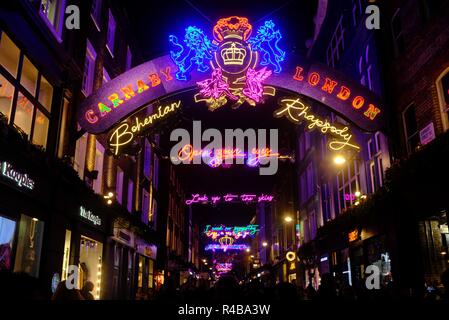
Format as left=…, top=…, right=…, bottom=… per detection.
left=79, top=206, right=102, bottom=227
left=1, top=161, right=35, bottom=190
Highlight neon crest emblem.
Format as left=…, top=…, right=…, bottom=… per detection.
left=169, top=26, right=217, bottom=81
left=169, top=17, right=285, bottom=111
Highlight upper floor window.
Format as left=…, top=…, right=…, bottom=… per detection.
left=39, top=0, right=65, bottom=42
left=126, top=46, right=132, bottom=71
left=116, top=166, right=124, bottom=205
left=391, top=9, right=405, bottom=55
left=402, top=103, right=420, bottom=154
left=144, top=139, right=152, bottom=179
left=335, top=160, right=360, bottom=214
left=351, top=0, right=363, bottom=27
left=436, top=68, right=449, bottom=132
left=153, top=155, right=159, bottom=190
left=358, top=45, right=373, bottom=91
left=92, top=140, right=104, bottom=194
left=102, top=67, right=110, bottom=84
left=91, top=0, right=102, bottom=31
left=74, top=124, right=87, bottom=179
left=141, top=188, right=150, bottom=224
left=82, top=40, right=96, bottom=96
left=106, top=9, right=116, bottom=57
left=326, top=16, right=345, bottom=68
left=367, top=132, right=385, bottom=192
left=0, top=32, right=53, bottom=149
left=127, top=179, right=134, bottom=213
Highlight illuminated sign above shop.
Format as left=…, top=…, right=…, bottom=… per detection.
left=205, top=244, right=249, bottom=251
left=186, top=193, right=274, bottom=205
left=1, top=161, right=35, bottom=190
left=79, top=206, right=102, bottom=227
left=78, top=16, right=385, bottom=136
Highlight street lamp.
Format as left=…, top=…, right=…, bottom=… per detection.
left=246, top=248, right=250, bottom=252
left=284, top=216, right=293, bottom=223
left=262, top=241, right=268, bottom=247
left=333, top=154, right=346, bottom=165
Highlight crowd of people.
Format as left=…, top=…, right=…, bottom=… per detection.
left=0, top=269, right=448, bottom=302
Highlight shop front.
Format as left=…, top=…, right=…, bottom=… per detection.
left=135, top=240, right=157, bottom=300
left=109, top=221, right=136, bottom=300
left=0, top=153, right=50, bottom=285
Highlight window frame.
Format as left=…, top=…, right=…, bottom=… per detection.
left=38, top=0, right=66, bottom=43
left=91, top=0, right=103, bottom=31
left=82, top=40, right=97, bottom=97
left=106, top=9, right=116, bottom=57
left=436, top=67, right=449, bottom=131
left=402, top=103, right=420, bottom=154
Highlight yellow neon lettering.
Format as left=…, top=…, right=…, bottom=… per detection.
left=321, top=78, right=338, bottom=94
left=352, top=96, right=365, bottom=109
left=149, top=73, right=161, bottom=87
left=364, top=104, right=381, bottom=120
left=109, top=123, right=134, bottom=156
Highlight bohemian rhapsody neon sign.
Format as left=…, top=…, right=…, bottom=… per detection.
left=108, top=100, right=181, bottom=155
left=274, top=98, right=361, bottom=152
left=186, top=193, right=274, bottom=205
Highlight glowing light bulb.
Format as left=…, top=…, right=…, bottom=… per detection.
left=262, top=241, right=268, bottom=247
left=333, top=155, right=346, bottom=165
left=284, top=216, right=293, bottom=223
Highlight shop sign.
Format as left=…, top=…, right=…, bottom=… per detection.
left=419, top=122, right=435, bottom=146
left=113, top=227, right=134, bottom=247
left=348, top=229, right=359, bottom=242
left=137, top=243, right=157, bottom=260
left=1, top=161, right=35, bottom=190
left=79, top=206, right=102, bottom=227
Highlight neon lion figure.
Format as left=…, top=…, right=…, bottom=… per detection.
left=169, top=26, right=217, bottom=81
left=249, top=20, right=285, bottom=73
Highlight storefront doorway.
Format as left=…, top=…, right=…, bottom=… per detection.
left=79, top=236, right=103, bottom=299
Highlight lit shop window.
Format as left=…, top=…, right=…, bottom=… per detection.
left=436, top=69, right=449, bottom=131
left=402, top=103, right=420, bottom=154
left=74, top=127, right=87, bottom=179
left=39, top=76, right=53, bottom=112
left=79, top=236, right=103, bottom=300
left=137, top=256, right=144, bottom=289
left=0, top=215, right=16, bottom=271
left=106, top=9, right=116, bottom=57
left=91, top=0, right=102, bottom=31
left=14, top=92, right=33, bottom=136
left=148, top=259, right=154, bottom=289
left=326, top=15, right=345, bottom=68
left=0, top=33, right=20, bottom=77
left=61, top=229, right=71, bottom=280
left=33, top=108, right=50, bottom=147
left=39, top=0, right=66, bottom=42
left=57, top=97, right=69, bottom=159
left=82, top=40, right=97, bottom=96
left=0, top=74, right=14, bottom=121
left=21, top=57, right=38, bottom=96
left=13, top=215, right=45, bottom=277
left=0, top=33, right=53, bottom=149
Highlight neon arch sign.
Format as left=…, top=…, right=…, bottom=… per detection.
left=77, top=16, right=385, bottom=152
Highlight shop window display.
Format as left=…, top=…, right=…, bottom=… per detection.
left=79, top=236, right=103, bottom=299
left=13, top=214, right=44, bottom=277
left=0, top=215, right=16, bottom=270
left=0, top=74, right=14, bottom=121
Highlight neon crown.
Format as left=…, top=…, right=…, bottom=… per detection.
left=221, top=43, right=246, bottom=65
left=213, top=16, right=253, bottom=42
